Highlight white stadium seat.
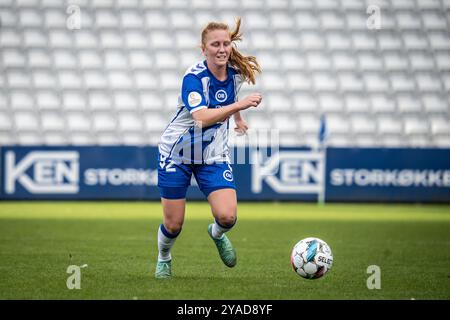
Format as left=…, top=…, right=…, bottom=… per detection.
left=96, top=10, right=119, bottom=28
left=292, top=93, right=319, bottom=112
left=307, top=53, right=332, bottom=71
left=409, top=52, right=435, bottom=71
left=122, top=132, right=145, bottom=145
left=11, top=91, right=34, bottom=110
left=422, top=12, right=448, bottom=30
left=320, top=11, right=345, bottom=30
left=67, top=112, right=91, bottom=131
left=339, top=73, right=364, bottom=92
left=28, top=50, right=51, bottom=68
left=44, top=132, right=67, bottom=145
left=358, top=53, right=383, bottom=71
left=0, top=30, right=22, bottom=47
left=327, top=32, right=352, bottom=50
left=17, top=133, right=43, bottom=145
left=23, top=30, right=47, bottom=47
left=333, top=53, right=358, bottom=70
left=33, top=71, right=57, bottom=89
left=124, top=31, right=148, bottom=49
left=0, top=93, right=7, bottom=111
left=144, top=112, right=170, bottom=131
left=266, top=93, right=291, bottom=111
left=298, top=114, right=320, bottom=134
left=14, top=111, right=40, bottom=131
left=276, top=32, right=300, bottom=50
left=89, top=92, right=112, bottom=111
left=120, top=10, right=144, bottom=29
left=53, top=50, right=78, bottom=68
left=257, top=52, right=281, bottom=71
left=108, top=71, right=133, bottom=89
left=36, top=91, right=60, bottom=110
left=300, top=32, right=326, bottom=50
left=345, top=94, right=370, bottom=113
left=64, top=92, right=87, bottom=111
left=100, top=32, right=123, bottom=48
left=396, top=12, right=422, bottom=30
left=271, top=12, right=295, bottom=30
left=273, top=114, right=297, bottom=133
left=371, top=94, right=397, bottom=113
left=422, top=94, right=448, bottom=113
left=93, top=113, right=117, bottom=131
left=114, top=92, right=139, bottom=111
left=176, top=32, right=198, bottom=49
left=287, top=72, right=312, bottom=91
left=296, top=12, right=320, bottom=30
left=280, top=52, right=306, bottom=70
left=145, top=11, right=169, bottom=29
left=314, top=73, right=338, bottom=92
left=129, top=51, right=153, bottom=69
left=0, top=112, right=13, bottom=130
left=58, top=71, right=83, bottom=89
left=327, top=115, right=350, bottom=134
left=396, top=95, right=422, bottom=113
left=84, top=71, right=108, bottom=89
left=319, top=94, right=344, bottom=113
left=118, top=112, right=144, bottom=131
left=41, top=112, right=65, bottom=131
left=377, top=116, right=402, bottom=135
left=351, top=115, right=377, bottom=134
left=104, top=51, right=128, bottom=70
left=430, top=117, right=450, bottom=135
left=364, top=73, right=390, bottom=92
left=44, top=9, right=67, bottom=28
left=8, top=71, right=32, bottom=88
left=3, top=49, right=26, bottom=67
left=134, top=72, right=158, bottom=90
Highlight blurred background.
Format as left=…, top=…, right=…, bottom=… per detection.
left=0, top=0, right=449, bottom=202
left=0, top=0, right=448, bottom=148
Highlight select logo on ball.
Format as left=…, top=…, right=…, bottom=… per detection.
left=291, top=237, right=333, bottom=280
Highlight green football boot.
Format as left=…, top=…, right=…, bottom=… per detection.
left=208, top=224, right=237, bottom=268
left=155, top=260, right=172, bottom=279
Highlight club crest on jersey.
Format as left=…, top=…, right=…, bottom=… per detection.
left=188, top=92, right=202, bottom=107
left=223, top=170, right=233, bottom=182
left=215, top=90, right=227, bottom=103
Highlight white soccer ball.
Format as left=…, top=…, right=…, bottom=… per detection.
left=290, top=237, right=333, bottom=279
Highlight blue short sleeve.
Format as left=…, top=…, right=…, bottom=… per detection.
left=181, top=74, right=208, bottom=114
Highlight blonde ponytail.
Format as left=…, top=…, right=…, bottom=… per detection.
left=201, top=17, right=262, bottom=84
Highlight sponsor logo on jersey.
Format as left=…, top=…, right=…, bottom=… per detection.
left=188, top=92, right=202, bottom=107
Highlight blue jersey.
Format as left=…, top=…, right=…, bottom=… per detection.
left=159, top=60, right=243, bottom=164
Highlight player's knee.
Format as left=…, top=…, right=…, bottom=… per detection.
left=216, top=210, right=237, bottom=228
left=164, top=221, right=183, bottom=235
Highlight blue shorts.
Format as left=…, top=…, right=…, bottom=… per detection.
left=157, top=157, right=236, bottom=199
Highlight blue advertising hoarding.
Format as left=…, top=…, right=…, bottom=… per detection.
left=325, top=148, right=450, bottom=202
left=1, top=146, right=449, bottom=202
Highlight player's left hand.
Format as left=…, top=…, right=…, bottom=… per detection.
left=234, top=118, right=249, bottom=136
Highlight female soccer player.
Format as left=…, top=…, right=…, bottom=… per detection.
left=155, top=17, right=262, bottom=278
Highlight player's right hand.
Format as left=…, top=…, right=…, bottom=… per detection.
left=239, top=93, right=262, bottom=110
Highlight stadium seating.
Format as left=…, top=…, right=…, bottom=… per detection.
left=0, top=0, right=449, bottom=147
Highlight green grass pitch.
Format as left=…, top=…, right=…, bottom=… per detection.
left=0, top=201, right=449, bottom=300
